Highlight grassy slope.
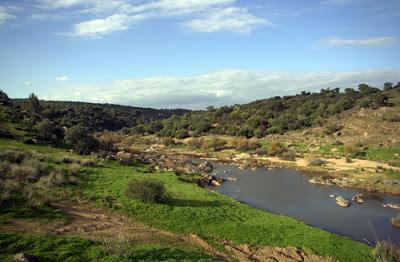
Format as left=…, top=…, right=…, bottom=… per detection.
left=0, top=139, right=373, bottom=262
left=0, top=233, right=214, bottom=262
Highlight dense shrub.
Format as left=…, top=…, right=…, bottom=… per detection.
left=126, top=179, right=167, bottom=203
left=232, top=138, right=261, bottom=151
left=281, top=150, right=297, bottom=161
left=324, top=123, right=342, bottom=135
left=255, top=148, right=268, bottom=156
left=65, top=124, right=99, bottom=155
left=0, top=149, right=29, bottom=164
left=202, top=137, right=227, bottom=151
left=174, top=129, right=190, bottom=139
left=187, top=138, right=203, bottom=148
left=344, top=144, right=365, bottom=158
left=161, top=137, right=175, bottom=147
left=269, top=142, right=287, bottom=156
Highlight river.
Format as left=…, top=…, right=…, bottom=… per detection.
left=211, top=161, right=400, bottom=244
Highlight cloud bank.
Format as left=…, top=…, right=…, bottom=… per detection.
left=35, top=0, right=268, bottom=38
left=44, top=69, right=400, bottom=109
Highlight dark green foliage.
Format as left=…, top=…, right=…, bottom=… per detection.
left=126, top=179, right=167, bottom=203
left=64, top=125, right=99, bottom=155
left=140, top=82, right=396, bottom=138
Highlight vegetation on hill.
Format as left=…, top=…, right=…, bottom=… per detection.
left=0, top=91, right=188, bottom=154
left=126, top=82, right=400, bottom=138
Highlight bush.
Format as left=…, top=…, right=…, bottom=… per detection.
left=324, top=123, right=342, bottom=135
left=0, top=149, right=29, bottom=164
left=187, top=138, right=203, bottom=149
left=126, top=179, right=167, bottom=203
left=269, top=142, right=287, bottom=156
left=174, top=129, right=190, bottom=139
left=162, top=137, right=175, bottom=147
left=232, top=138, right=261, bottom=151
left=309, top=159, right=327, bottom=166
left=344, top=144, right=365, bottom=158
left=81, top=159, right=97, bottom=167
left=281, top=150, right=297, bottom=161
left=38, top=170, right=67, bottom=188
left=255, top=148, right=268, bottom=156
left=373, top=240, right=400, bottom=262
left=65, top=125, right=99, bottom=155
left=202, top=137, right=227, bottom=151
left=69, top=164, right=81, bottom=176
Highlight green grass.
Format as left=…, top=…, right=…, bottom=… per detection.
left=72, top=162, right=372, bottom=262
left=0, top=203, right=70, bottom=224
left=0, top=139, right=373, bottom=261
left=0, top=232, right=215, bottom=262
left=365, top=146, right=400, bottom=162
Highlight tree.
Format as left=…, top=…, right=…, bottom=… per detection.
left=24, top=93, right=41, bottom=113
left=358, top=84, right=380, bottom=96
left=383, top=82, right=394, bottom=91
left=64, top=124, right=98, bottom=154
left=0, top=90, right=10, bottom=105
left=35, top=119, right=54, bottom=141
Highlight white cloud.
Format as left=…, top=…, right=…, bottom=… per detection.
left=24, top=82, right=31, bottom=86
left=0, top=5, right=18, bottom=26
left=56, top=76, right=69, bottom=81
left=45, top=69, right=400, bottom=109
left=327, top=37, right=396, bottom=47
left=70, top=14, right=135, bottom=38
left=183, top=7, right=269, bottom=33
left=45, top=0, right=267, bottom=38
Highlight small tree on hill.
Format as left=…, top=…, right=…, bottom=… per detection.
left=65, top=124, right=98, bottom=154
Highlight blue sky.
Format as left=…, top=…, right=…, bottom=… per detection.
left=0, top=0, right=399, bottom=109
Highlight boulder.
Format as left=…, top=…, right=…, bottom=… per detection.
left=352, top=194, right=364, bottom=204
left=13, top=253, right=38, bottom=262
left=391, top=217, right=400, bottom=228
left=198, top=161, right=213, bottom=173
left=383, top=203, right=400, bottom=209
left=210, top=180, right=221, bottom=187
left=116, top=151, right=135, bottom=165
left=335, top=196, right=350, bottom=207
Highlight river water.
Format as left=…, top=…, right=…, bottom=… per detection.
left=211, top=161, right=400, bottom=244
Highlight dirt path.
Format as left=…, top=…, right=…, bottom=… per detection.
left=0, top=201, right=334, bottom=261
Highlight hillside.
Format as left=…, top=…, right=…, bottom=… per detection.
left=127, top=82, right=400, bottom=139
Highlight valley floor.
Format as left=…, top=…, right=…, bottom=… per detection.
left=0, top=139, right=374, bottom=261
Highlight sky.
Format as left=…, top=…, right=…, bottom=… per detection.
left=0, top=0, right=399, bottom=109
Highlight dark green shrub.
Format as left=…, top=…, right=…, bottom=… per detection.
left=126, top=179, right=167, bottom=203
left=324, top=123, right=342, bottom=135
left=174, top=129, right=190, bottom=139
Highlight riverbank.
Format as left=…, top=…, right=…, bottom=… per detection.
left=125, top=137, right=400, bottom=195
left=0, top=139, right=374, bottom=261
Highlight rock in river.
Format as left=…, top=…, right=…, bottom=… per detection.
left=335, top=196, right=350, bottom=207
left=391, top=217, right=400, bottom=228
left=352, top=194, right=364, bottom=204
